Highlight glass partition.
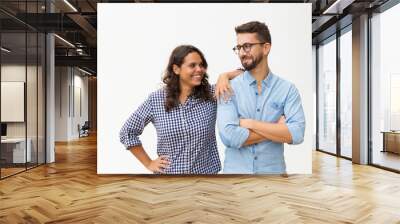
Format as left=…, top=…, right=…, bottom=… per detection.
left=0, top=1, right=46, bottom=179
left=1, top=31, right=28, bottom=177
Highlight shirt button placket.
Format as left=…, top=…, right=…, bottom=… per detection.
left=254, top=87, right=260, bottom=172
left=183, top=105, right=190, bottom=150
left=180, top=106, right=186, bottom=172
left=182, top=106, right=187, bottom=134
left=255, top=87, right=262, bottom=120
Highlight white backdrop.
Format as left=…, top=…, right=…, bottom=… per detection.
left=98, top=3, right=313, bottom=174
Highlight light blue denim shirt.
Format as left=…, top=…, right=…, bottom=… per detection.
left=217, top=71, right=305, bottom=174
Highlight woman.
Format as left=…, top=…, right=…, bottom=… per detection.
left=119, top=45, right=240, bottom=174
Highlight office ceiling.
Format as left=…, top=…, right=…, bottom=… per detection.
left=0, top=0, right=392, bottom=75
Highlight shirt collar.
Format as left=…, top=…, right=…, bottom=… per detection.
left=244, top=70, right=274, bottom=87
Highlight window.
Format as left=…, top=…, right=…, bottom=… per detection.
left=317, top=36, right=337, bottom=154
left=339, top=28, right=352, bottom=158
left=371, top=2, right=400, bottom=171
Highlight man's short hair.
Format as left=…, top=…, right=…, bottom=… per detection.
left=235, top=21, right=271, bottom=44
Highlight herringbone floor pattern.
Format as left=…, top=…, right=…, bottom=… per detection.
left=1, top=134, right=399, bottom=223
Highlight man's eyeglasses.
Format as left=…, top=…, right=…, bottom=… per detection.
left=232, top=42, right=266, bottom=55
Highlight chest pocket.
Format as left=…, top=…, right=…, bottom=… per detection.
left=265, top=101, right=284, bottom=122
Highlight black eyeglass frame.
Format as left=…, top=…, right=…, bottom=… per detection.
left=232, top=42, right=267, bottom=54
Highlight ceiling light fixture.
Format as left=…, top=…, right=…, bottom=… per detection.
left=63, top=0, right=78, bottom=12
left=54, top=34, right=75, bottom=48
left=322, top=0, right=354, bottom=15
left=1, top=47, right=11, bottom=53
left=78, top=67, right=93, bottom=76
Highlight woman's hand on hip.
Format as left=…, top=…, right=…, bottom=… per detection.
left=146, top=155, right=170, bottom=173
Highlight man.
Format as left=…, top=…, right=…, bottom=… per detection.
left=217, top=21, right=305, bottom=174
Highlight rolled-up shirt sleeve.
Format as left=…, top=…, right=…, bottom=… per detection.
left=217, top=95, right=249, bottom=148
left=284, top=85, right=305, bottom=145
left=119, top=94, right=154, bottom=149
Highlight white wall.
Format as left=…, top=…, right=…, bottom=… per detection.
left=75, top=73, right=89, bottom=130
left=55, top=66, right=68, bottom=141
left=55, top=67, right=89, bottom=141
left=98, top=3, right=313, bottom=174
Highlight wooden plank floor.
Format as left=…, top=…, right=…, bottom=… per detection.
left=0, top=167, right=26, bottom=178
left=1, top=134, right=400, bottom=224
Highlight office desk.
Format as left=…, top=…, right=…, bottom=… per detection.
left=381, top=131, right=400, bottom=154
left=1, top=138, right=31, bottom=163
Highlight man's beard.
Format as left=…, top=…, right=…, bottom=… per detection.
left=240, top=53, right=263, bottom=71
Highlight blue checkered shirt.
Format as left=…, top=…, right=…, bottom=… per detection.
left=119, top=86, right=221, bottom=174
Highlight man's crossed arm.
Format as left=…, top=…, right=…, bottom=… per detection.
left=241, top=116, right=292, bottom=146
left=217, top=85, right=305, bottom=148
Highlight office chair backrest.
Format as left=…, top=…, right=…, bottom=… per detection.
left=82, top=121, right=90, bottom=129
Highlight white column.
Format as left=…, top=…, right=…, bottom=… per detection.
left=46, top=33, right=55, bottom=163
left=352, top=14, right=369, bottom=164
left=45, top=1, right=55, bottom=163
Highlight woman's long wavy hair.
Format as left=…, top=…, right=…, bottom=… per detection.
left=163, top=45, right=213, bottom=112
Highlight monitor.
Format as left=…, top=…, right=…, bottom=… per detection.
left=1, top=123, right=7, bottom=137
